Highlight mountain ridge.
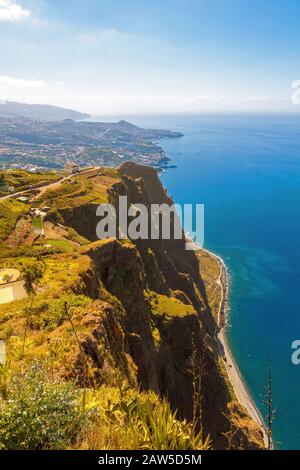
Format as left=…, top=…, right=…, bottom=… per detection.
left=0, top=101, right=90, bottom=121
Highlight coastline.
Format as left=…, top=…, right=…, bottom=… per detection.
left=199, top=247, right=270, bottom=449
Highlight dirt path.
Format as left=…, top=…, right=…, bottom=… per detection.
left=43, top=221, right=68, bottom=240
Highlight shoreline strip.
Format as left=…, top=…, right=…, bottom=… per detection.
left=200, top=247, right=269, bottom=448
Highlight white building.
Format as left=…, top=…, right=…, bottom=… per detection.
left=65, top=163, right=79, bottom=175
left=0, top=269, right=27, bottom=304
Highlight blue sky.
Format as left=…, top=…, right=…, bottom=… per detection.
left=1, top=0, right=300, bottom=114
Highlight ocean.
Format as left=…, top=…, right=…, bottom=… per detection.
left=113, top=113, right=300, bottom=449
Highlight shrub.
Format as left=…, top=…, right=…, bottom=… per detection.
left=0, top=363, right=95, bottom=449
left=45, top=208, right=63, bottom=225
left=22, top=261, right=45, bottom=294
left=81, top=386, right=211, bottom=450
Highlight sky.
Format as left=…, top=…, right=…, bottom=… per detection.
left=1, top=0, right=300, bottom=115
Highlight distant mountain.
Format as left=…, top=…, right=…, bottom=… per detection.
left=0, top=101, right=90, bottom=121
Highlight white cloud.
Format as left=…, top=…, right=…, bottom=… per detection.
left=0, top=75, right=45, bottom=87
left=0, top=76, right=46, bottom=103
left=0, top=0, right=31, bottom=23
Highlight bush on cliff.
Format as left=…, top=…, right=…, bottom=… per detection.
left=0, top=363, right=96, bottom=450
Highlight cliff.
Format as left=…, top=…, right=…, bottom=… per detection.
left=0, top=164, right=264, bottom=450
left=63, top=163, right=264, bottom=448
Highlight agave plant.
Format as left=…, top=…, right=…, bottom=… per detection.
left=138, top=401, right=211, bottom=450
left=100, top=390, right=211, bottom=450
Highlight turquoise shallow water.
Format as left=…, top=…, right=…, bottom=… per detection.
left=125, top=113, right=300, bottom=449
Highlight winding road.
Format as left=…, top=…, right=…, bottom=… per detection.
left=0, top=167, right=99, bottom=203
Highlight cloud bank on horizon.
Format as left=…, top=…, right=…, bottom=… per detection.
left=1, top=0, right=300, bottom=114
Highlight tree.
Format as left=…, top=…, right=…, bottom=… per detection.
left=21, top=262, right=45, bottom=357
left=22, top=262, right=45, bottom=295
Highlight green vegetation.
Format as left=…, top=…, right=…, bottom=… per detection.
left=0, top=170, right=59, bottom=195
left=0, top=363, right=210, bottom=451
left=32, top=216, right=43, bottom=231
left=75, top=385, right=210, bottom=450
left=197, top=250, right=222, bottom=321
left=0, top=174, right=8, bottom=195
left=218, top=357, right=237, bottom=402
left=151, top=325, right=161, bottom=348
left=45, top=208, right=63, bottom=224
left=41, top=254, right=90, bottom=291
left=22, top=261, right=45, bottom=294
left=38, top=174, right=109, bottom=209
left=45, top=239, right=75, bottom=253
left=38, top=180, right=82, bottom=207
left=0, top=199, right=29, bottom=241
left=147, top=291, right=196, bottom=319
left=0, top=244, right=212, bottom=450
left=98, top=167, right=119, bottom=178
left=0, top=363, right=95, bottom=450
left=66, top=227, right=89, bottom=246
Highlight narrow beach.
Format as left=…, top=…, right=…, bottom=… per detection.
left=200, top=247, right=269, bottom=448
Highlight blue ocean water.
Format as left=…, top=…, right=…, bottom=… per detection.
left=126, top=113, right=300, bottom=449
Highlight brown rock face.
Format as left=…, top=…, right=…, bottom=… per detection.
left=87, top=239, right=159, bottom=391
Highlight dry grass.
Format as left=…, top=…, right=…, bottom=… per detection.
left=0, top=170, right=59, bottom=195
left=197, top=250, right=222, bottom=321
left=0, top=199, right=30, bottom=242
left=38, top=171, right=119, bottom=209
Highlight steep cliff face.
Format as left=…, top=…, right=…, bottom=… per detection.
left=0, top=164, right=265, bottom=450
left=64, top=162, right=264, bottom=449
left=85, top=239, right=159, bottom=391
left=106, top=164, right=205, bottom=311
